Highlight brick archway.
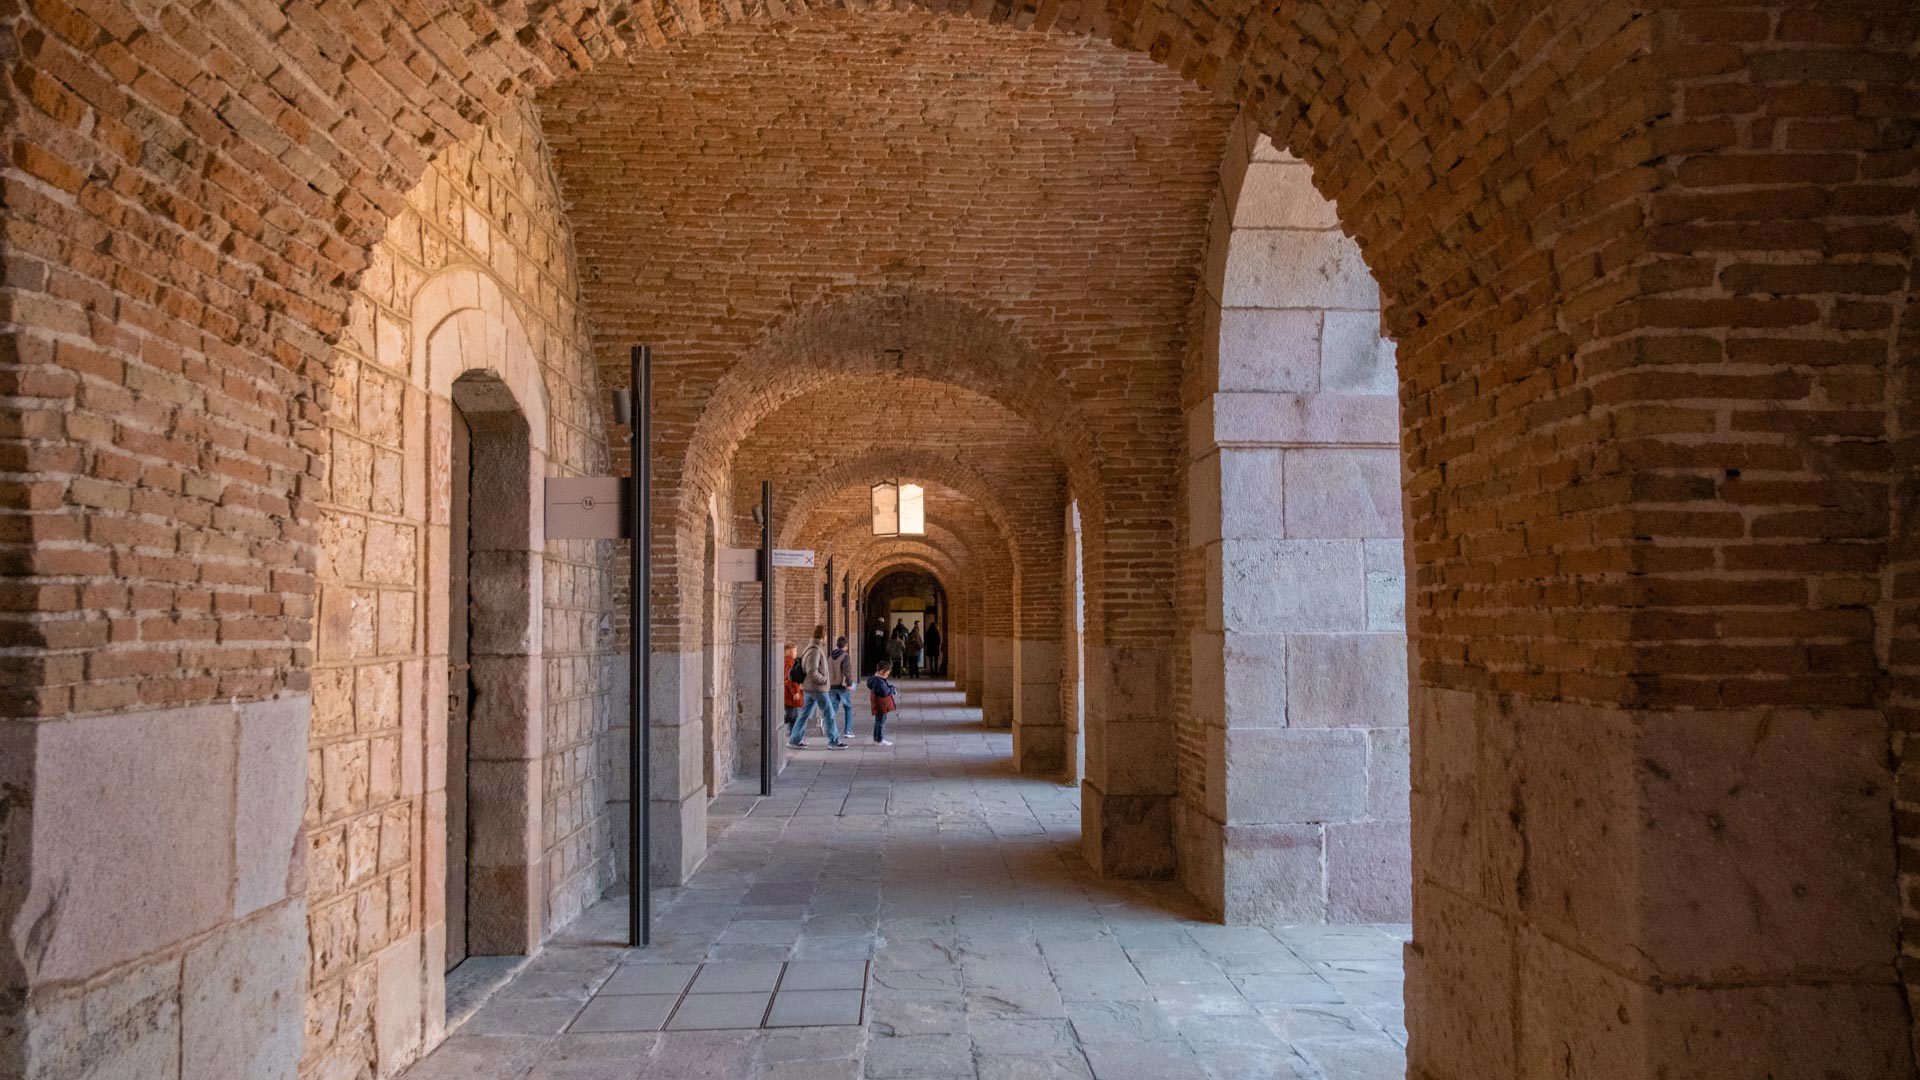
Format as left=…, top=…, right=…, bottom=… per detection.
left=3, top=4, right=1915, bottom=1079
left=784, top=475, right=1060, bottom=759
left=683, top=290, right=1096, bottom=580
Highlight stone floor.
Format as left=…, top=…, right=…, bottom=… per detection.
left=403, top=679, right=1409, bottom=1080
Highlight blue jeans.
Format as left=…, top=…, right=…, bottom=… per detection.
left=790, top=690, right=839, bottom=746
left=827, top=688, right=853, bottom=743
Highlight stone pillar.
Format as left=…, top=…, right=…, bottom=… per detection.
left=728, top=639, right=774, bottom=786
left=965, top=630, right=985, bottom=706
left=981, top=636, right=1015, bottom=728
left=1063, top=503, right=1086, bottom=782
left=950, top=630, right=968, bottom=687
left=1177, top=139, right=1409, bottom=922
left=649, top=650, right=706, bottom=884
left=0, top=698, right=309, bottom=1080
left=1183, top=393, right=1408, bottom=923
left=1012, top=639, right=1065, bottom=775
left=1082, top=642, right=1177, bottom=878
left=1409, top=692, right=1902, bottom=1078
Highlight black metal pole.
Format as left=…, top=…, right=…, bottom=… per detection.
left=630, top=345, right=651, bottom=948
left=760, top=480, right=774, bottom=797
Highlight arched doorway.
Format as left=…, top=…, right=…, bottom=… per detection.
left=444, top=370, right=541, bottom=971
left=863, top=568, right=946, bottom=681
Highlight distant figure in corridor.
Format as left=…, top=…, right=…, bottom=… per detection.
left=886, top=621, right=907, bottom=675
left=789, top=625, right=844, bottom=749
left=866, top=661, right=897, bottom=746
left=867, top=618, right=889, bottom=676
left=828, top=634, right=855, bottom=745
left=924, top=621, right=942, bottom=678
left=905, top=622, right=924, bottom=678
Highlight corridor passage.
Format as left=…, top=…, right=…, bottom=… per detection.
left=403, top=681, right=1408, bottom=1080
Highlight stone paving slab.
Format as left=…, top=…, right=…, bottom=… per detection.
left=403, top=680, right=1407, bottom=1079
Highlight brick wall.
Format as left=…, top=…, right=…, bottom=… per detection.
left=2, top=0, right=1915, bottom=1076
left=1893, top=24, right=1920, bottom=1059
left=307, top=102, right=618, bottom=1078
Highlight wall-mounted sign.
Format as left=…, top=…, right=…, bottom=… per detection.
left=772, top=549, right=815, bottom=569
left=546, top=476, right=629, bottom=539
left=718, top=546, right=762, bottom=583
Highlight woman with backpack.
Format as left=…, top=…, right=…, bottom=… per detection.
left=788, top=625, right=844, bottom=750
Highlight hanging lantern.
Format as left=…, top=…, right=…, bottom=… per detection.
left=871, top=480, right=926, bottom=537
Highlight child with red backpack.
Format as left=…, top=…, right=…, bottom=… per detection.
left=782, top=644, right=803, bottom=735
left=865, top=662, right=898, bottom=746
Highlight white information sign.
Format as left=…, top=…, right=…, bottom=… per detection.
left=771, top=549, right=815, bottom=569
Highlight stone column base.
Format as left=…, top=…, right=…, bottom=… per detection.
left=1, top=699, right=310, bottom=1080
left=1082, top=782, right=1174, bottom=878
left=1408, top=688, right=1903, bottom=1079
left=1013, top=640, right=1064, bottom=775
left=650, top=784, right=706, bottom=885
left=1014, top=723, right=1066, bottom=776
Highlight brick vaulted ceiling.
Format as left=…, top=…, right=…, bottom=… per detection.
left=731, top=378, right=1056, bottom=633
left=537, top=10, right=1237, bottom=513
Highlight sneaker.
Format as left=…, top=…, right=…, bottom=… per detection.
left=828, top=742, right=846, bottom=750
left=789, top=741, right=807, bottom=748
left=876, top=739, right=893, bottom=746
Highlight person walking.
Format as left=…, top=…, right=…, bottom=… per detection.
left=905, top=622, right=924, bottom=678
left=886, top=622, right=906, bottom=676
left=827, top=634, right=855, bottom=746
left=866, top=661, right=898, bottom=746
left=924, top=621, right=942, bottom=678
left=788, top=625, right=844, bottom=749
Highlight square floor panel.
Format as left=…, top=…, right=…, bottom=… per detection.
left=569, top=993, right=679, bottom=1033
left=601, top=964, right=697, bottom=996
left=766, top=989, right=864, bottom=1028
left=689, top=962, right=784, bottom=994
left=667, top=991, right=774, bottom=1030
left=779, top=960, right=868, bottom=991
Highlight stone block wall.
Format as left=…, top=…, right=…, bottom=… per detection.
left=306, top=102, right=618, bottom=1078
left=0, top=699, right=309, bottom=1079
left=1177, top=121, right=1410, bottom=924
